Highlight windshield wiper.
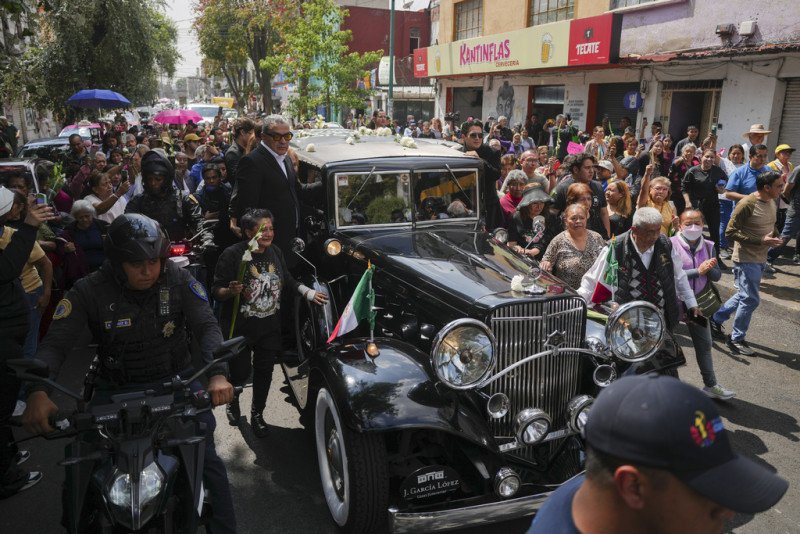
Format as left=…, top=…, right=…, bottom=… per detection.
left=444, top=164, right=473, bottom=210
left=346, top=166, right=377, bottom=211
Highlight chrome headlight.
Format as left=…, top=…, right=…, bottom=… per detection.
left=107, top=462, right=165, bottom=509
left=431, top=319, right=495, bottom=390
left=515, top=408, right=551, bottom=445
left=567, top=395, right=594, bottom=434
left=605, top=301, right=665, bottom=362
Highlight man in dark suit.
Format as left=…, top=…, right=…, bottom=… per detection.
left=230, top=115, right=316, bottom=269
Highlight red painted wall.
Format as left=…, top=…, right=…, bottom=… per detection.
left=342, top=6, right=431, bottom=57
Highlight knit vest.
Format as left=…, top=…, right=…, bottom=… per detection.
left=670, top=235, right=714, bottom=294
left=613, top=231, right=679, bottom=328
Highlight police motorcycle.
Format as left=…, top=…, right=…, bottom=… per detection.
left=8, top=336, right=246, bottom=534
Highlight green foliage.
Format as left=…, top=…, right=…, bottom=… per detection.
left=1, top=0, right=179, bottom=115
left=262, top=0, right=382, bottom=121
left=194, top=0, right=287, bottom=113
left=366, top=195, right=407, bottom=225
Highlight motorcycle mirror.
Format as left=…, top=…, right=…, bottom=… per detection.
left=185, top=336, right=248, bottom=384
left=291, top=237, right=306, bottom=254
left=7, top=358, right=50, bottom=379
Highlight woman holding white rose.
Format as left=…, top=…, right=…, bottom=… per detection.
left=212, top=208, right=327, bottom=437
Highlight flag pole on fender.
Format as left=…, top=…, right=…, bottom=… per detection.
left=326, top=261, right=376, bottom=344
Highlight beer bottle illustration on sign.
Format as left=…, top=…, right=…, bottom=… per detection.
left=435, top=50, right=441, bottom=73
left=541, top=34, right=553, bottom=64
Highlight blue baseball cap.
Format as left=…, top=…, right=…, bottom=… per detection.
left=585, top=374, right=788, bottom=514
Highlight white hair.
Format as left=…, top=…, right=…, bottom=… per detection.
left=632, top=206, right=663, bottom=228
left=262, top=114, right=289, bottom=133
left=71, top=199, right=96, bottom=217
left=500, top=169, right=528, bottom=193
left=498, top=115, right=508, bottom=122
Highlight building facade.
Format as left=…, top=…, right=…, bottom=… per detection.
left=416, top=0, right=800, bottom=154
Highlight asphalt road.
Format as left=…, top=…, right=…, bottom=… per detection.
left=2, top=262, right=799, bottom=533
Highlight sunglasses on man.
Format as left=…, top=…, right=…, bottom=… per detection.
left=467, top=132, right=483, bottom=139
left=265, top=131, right=294, bottom=142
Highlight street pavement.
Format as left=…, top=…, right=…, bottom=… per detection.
left=1, top=256, right=798, bottom=533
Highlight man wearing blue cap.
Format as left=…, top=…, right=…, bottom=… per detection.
left=528, top=374, right=788, bottom=533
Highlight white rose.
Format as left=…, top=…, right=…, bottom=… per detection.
left=510, top=275, right=525, bottom=292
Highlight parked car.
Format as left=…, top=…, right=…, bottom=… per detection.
left=58, top=121, right=101, bottom=141
left=16, top=137, right=71, bottom=161
left=186, top=103, right=235, bottom=126
left=280, top=133, right=685, bottom=533
left=0, top=158, right=50, bottom=194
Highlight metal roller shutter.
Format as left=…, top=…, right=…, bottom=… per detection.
left=595, top=83, right=640, bottom=134
left=779, top=79, right=800, bottom=150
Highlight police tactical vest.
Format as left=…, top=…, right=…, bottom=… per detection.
left=90, top=265, right=190, bottom=384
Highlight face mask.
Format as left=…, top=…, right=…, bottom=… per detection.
left=204, top=184, right=217, bottom=192
left=681, top=224, right=703, bottom=241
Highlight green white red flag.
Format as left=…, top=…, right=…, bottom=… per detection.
left=591, top=236, right=618, bottom=304
left=327, top=264, right=376, bottom=343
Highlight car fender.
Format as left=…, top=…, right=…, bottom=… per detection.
left=313, top=337, right=496, bottom=449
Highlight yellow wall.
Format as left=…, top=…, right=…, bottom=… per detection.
left=575, top=0, right=610, bottom=19
left=439, top=0, right=609, bottom=45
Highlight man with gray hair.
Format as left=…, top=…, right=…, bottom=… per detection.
left=230, top=115, right=317, bottom=269
left=578, top=206, right=700, bottom=328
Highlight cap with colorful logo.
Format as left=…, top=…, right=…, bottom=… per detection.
left=584, top=374, right=788, bottom=514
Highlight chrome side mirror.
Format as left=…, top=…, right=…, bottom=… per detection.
left=291, top=237, right=306, bottom=254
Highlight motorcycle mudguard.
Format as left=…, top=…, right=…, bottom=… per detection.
left=314, top=338, right=496, bottom=448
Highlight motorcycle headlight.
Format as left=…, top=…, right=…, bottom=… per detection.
left=431, top=319, right=495, bottom=390
left=605, top=302, right=665, bottom=362
left=107, top=462, right=165, bottom=509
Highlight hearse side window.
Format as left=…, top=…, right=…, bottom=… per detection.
left=335, top=171, right=413, bottom=227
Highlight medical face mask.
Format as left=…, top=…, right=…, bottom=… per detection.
left=681, top=224, right=703, bottom=241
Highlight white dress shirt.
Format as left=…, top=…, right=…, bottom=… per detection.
left=262, top=141, right=287, bottom=178
left=578, top=238, right=698, bottom=309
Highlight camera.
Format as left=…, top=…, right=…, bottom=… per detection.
left=444, top=111, right=460, bottom=123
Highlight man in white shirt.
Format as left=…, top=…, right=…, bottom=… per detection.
left=578, top=207, right=700, bottom=328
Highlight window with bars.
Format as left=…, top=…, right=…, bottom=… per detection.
left=528, top=0, right=574, bottom=27
left=455, top=0, right=482, bottom=40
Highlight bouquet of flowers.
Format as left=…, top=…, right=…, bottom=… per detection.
left=228, top=223, right=265, bottom=338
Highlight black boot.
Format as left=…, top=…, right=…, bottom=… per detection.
left=251, top=410, right=269, bottom=438
left=226, top=397, right=241, bottom=426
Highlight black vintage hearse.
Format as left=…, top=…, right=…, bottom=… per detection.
left=281, top=131, right=684, bottom=533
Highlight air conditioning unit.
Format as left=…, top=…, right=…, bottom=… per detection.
left=715, top=24, right=735, bottom=36
left=739, top=21, right=757, bottom=37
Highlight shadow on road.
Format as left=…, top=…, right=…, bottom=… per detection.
left=743, top=341, right=800, bottom=372
left=717, top=398, right=800, bottom=443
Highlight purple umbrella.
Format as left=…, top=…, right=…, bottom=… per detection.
left=153, top=109, right=204, bottom=125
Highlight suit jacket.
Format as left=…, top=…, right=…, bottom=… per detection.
left=224, top=142, right=245, bottom=186
left=230, top=144, right=304, bottom=258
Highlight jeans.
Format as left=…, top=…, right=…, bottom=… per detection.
left=712, top=262, right=764, bottom=342
left=719, top=199, right=734, bottom=249
left=23, top=286, right=43, bottom=359
left=686, top=320, right=717, bottom=387
left=767, top=209, right=800, bottom=262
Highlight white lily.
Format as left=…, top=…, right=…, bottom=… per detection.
left=346, top=136, right=355, bottom=145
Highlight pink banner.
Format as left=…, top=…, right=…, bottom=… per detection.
left=567, top=141, right=584, bottom=155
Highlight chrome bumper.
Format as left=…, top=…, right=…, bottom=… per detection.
left=388, top=491, right=550, bottom=533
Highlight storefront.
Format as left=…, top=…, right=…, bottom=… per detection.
left=415, top=13, right=623, bottom=131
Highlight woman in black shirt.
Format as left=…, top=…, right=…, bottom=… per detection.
left=213, top=208, right=327, bottom=436
left=682, top=148, right=727, bottom=258
left=508, top=186, right=559, bottom=261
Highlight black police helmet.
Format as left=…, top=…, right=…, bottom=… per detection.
left=141, top=148, right=174, bottom=179
left=104, top=214, right=170, bottom=272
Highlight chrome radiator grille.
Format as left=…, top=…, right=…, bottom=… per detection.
left=486, top=297, right=586, bottom=440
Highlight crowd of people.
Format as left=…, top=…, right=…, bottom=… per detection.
left=0, top=106, right=794, bottom=529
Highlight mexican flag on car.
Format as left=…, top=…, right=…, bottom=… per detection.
left=327, top=263, right=376, bottom=343
left=591, top=236, right=618, bottom=304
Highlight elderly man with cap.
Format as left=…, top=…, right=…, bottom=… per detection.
left=0, top=187, right=55, bottom=498
left=527, top=374, right=788, bottom=533
left=766, top=144, right=795, bottom=260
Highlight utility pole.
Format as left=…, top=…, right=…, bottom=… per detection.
left=387, top=0, right=395, bottom=121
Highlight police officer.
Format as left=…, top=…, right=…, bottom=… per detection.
left=125, top=148, right=206, bottom=244
left=22, top=214, right=238, bottom=533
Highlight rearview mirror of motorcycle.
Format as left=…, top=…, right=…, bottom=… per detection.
left=184, top=336, right=248, bottom=385
left=7, top=358, right=83, bottom=401
left=6, top=358, right=50, bottom=379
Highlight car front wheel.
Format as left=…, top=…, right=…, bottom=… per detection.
left=314, top=387, right=388, bottom=533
